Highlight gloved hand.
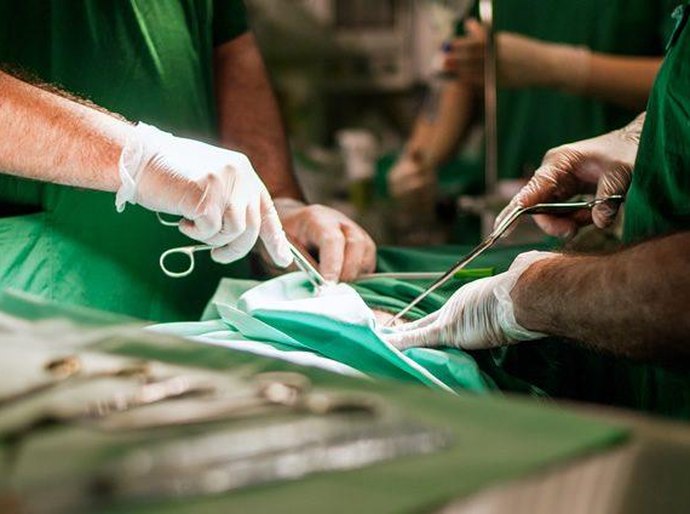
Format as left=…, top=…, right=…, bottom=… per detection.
left=495, top=114, right=645, bottom=238
left=443, top=19, right=591, bottom=91
left=274, top=198, right=377, bottom=282
left=115, top=122, right=292, bottom=267
left=385, top=251, right=556, bottom=350
left=387, top=150, right=436, bottom=199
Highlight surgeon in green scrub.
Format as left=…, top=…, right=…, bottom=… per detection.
left=389, top=2, right=690, bottom=419
left=388, top=0, right=676, bottom=207
left=0, top=1, right=376, bottom=322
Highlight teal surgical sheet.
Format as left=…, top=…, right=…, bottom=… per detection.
left=151, top=271, right=541, bottom=396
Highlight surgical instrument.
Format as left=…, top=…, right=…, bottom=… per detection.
left=95, top=415, right=450, bottom=502
left=0, top=356, right=150, bottom=408
left=388, top=195, right=625, bottom=324
left=0, top=375, right=216, bottom=441
left=357, top=268, right=494, bottom=281
left=156, top=213, right=328, bottom=288
left=287, top=241, right=330, bottom=290
left=98, top=372, right=378, bottom=431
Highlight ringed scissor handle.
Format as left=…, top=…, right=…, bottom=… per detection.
left=159, top=244, right=213, bottom=278
left=156, top=212, right=212, bottom=278
left=156, top=212, right=330, bottom=285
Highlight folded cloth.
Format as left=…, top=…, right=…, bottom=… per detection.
left=152, top=272, right=543, bottom=395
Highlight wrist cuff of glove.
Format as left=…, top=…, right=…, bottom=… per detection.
left=115, top=122, right=168, bottom=212
left=273, top=197, right=307, bottom=217
left=494, top=251, right=554, bottom=343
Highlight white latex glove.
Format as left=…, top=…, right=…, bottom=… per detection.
left=495, top=114, right=645, bottom=238
left=274, top=198, right=377, bottom=283
left=387, top=151, right=436, bottom=199
left=443, top=19, right=591, bottom=91
left=385, top=251, right=556, bottom=351
left=115, top=122, right=292, bottom=267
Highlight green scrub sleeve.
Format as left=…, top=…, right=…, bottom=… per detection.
left=661, top=0, right=687, bottom=44
left=213, top=0, right=250, bottom=47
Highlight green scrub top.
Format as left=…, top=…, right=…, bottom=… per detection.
left=472, top=0, right=678, bottom=181
left=624, top=3, right=690, bottom=242
left=497, top=5, right=690, bottom=420
left=0, top=1, right=252, bottom=322
left=600, top=1, right=690, bottom=419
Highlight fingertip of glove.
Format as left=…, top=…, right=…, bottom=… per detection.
left=321, top=269, right=340, bottom=282
left=259, top=228, right=293, bottom=267
left=273, top=241, right=294, bottom=268
left=274, top=253, right=294, bottom=269
left=592, top=205, right=616, bottom=228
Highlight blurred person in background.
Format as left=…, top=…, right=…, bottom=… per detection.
left=0, top=1, right=376, bottom=323
left=388, top=1, right=690, bottom=419
left=388, top=0, right=675, bottom=242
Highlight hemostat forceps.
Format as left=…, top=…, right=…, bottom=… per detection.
left=388, top=195, right=625, bottom=325
left=287, top=242, right=330, bottom=289
left=157, top=213, right=328, bottom=289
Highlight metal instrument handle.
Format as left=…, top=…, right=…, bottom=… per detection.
left=492, top=195, right=625, bottom=240
left=157, top=212, right=215, bottom=278
left=159, top=245, right=212, bottom=278
left=288, top=242, right=328, bottom=288
left=156, top=212, right=182, bottom=227
left=387, top=195, right=625, bottom=325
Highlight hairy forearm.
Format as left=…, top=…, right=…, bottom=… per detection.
left=559, top=54, right=661, bottom=112
left=496, top=34, right=660, bottom=111
left=513, top=232, right=690, bottom=362
left=406, top=82, right=475, bottom=166
left=214, top=34, right=302, bottom=200
left=0, top=71, right=131, bottom=191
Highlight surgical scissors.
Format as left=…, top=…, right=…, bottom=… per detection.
left=387, top=195, right=625, bottom=325
left=157, top=213, right=328, bottom=289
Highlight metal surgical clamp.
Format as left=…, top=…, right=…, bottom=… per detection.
left=388, top=195, right=625, bottom=325
left=157, top=213, right=328, bottom=288
left=287, top=242, right=330, bottom=290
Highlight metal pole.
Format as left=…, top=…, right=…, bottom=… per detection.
left=479, top=0, right=497, bottom=236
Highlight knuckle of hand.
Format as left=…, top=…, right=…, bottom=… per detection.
left=221, top=220, right=245, bottom=238
left=222, top=205, right=242, bottom=225
left=208, top=212, right=223, bottom=234
left=192, top=216, right=220, bottom=240
left=310, top=204, right=331, bottom=217
left=320, top=233, right=343, bottom=247
left=345, top=233, right=364, bottom=245
left=301, top=205, right=324, bottom=222
left=544, top=146, right=570, bottom=162
left=219, top=165, right=238, bottom=180
left=228, top=152, right=251, bottom=169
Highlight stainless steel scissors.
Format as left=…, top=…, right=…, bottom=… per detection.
left=387, top=195, right=625, bottom=325
left=157, top=213, right=328, bottom=288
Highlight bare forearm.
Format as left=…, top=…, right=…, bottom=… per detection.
left=0, top=71, right=131, bottom=191
left=515, top=37, right=661, bottom=111
left=580, top=54, right=661, bottom=111
left=214, top=34, right=302, bottom=200
left=513, top=232, right=690, bottom=362
left=406, top=82, right=475, bottom=166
